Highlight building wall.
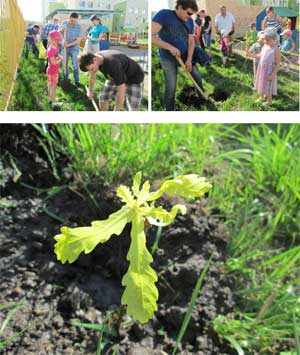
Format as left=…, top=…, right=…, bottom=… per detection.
left=198, top=0, right=264, bottom=36
left=123, top=0, right=147, bottom=32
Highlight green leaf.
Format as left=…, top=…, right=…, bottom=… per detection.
left=54, top=206, right=133, bottom=264
left=121, top=213, right=158, bottom=323
left=144, top=204, right=187, bottom=227
left=117, top=185, right=135, bottom=207
left=132, top=171, right=142, bottom=197
left=137, top=180, right=150, bottom=205
left=147, top=174, right=212, bottom=201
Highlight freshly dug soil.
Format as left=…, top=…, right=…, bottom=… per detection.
left=211, top=91, right=230, bottom=102
left=178, top=87, right=206, bottom=108
left=0, top=125, right=236, bottom=355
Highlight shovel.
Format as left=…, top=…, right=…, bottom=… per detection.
left=176, top=56, right=209, bottom=101
left=60, top=29, right=70, bottom=90
left=85, top=85, right=100, bottom=111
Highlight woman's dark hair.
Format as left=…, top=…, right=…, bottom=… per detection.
left=175, top=0, right=198, bottom=12
left=70, top=12, right=79, bottom=19
left=78, top=53, right=95, bottom=72
left=266, top=7, right=274, bottom=12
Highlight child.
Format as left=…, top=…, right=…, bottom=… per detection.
left=46, top=30, right=63, bottom=108
left=246, top=29, right=281, bottom=107
left=249, top=31, right=264, bottom=89
left=220, top=29, right=233, bottom=66
left=245, top=23, right=257, bottom=47
left=280, top=29, right=295, bottom=72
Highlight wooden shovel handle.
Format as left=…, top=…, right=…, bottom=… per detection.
left=176, top=56, right=208, bottom=100
left=63, top=30, right=67, bottom=75
left=85, top=86, right=100, bottom=111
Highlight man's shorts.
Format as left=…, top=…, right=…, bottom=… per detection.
left=47, top=74, right=59, bottom=84
left=100, top=80, right=143, bottom=111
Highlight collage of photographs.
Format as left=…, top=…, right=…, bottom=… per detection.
left=0, top=0, right=300, bottom=355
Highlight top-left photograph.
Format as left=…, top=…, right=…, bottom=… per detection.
left=0, top=0, right=148, bottom=111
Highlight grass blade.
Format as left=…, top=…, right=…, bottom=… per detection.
left=172, top=253, right=213, bottom=355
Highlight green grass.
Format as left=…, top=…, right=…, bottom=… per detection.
left=7, top=51, right=147, bottom=111
left=152, top=43, right=299, bottom=111
left=32, top=123, right=300, bottom=354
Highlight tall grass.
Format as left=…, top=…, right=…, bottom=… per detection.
left=34, top=123, right=300, bottom=353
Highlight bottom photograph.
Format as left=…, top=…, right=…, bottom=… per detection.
left=0, top=123, right=299, bottom=355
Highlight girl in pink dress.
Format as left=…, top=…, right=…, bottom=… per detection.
left=47, top=30, right=63, bottom=108
left=246, top=29, right=281, bottom=107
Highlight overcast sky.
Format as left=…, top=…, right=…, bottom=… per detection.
left=17, top=0, right=42, bottom=22
left=151, top=0, right=170, bottom=12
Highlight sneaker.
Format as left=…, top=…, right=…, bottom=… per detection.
left=51, top=102, right=62, bottom=109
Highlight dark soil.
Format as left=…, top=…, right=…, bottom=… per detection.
left=0, top=125, right=236, bottom=355
left=211, top=91, right=230, bottom=102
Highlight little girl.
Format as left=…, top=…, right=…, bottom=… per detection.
left=220, top=29, right=233, bottom=66
left=246, top=29, right=281, bottom=107
left=46, top=30, right=63, bottom=108
left=249, top=31, right=264, bottom=89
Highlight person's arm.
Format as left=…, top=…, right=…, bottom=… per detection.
left=65, top=37, right=82, bottom=47
left=262, top=16, right=267, bottom=30
left=87, top=70, right=97, bottom=98
left=246, top=47, right=261, bottom=59
left=277, top=15, right=285, bottom=28
left=49, top=55, right=62, bottom=65
left=114, top=83, right=126, bottom=111
left=206, top=19, right=212, bottom=33
left=152, top=21, right=181, bottom=57
left=186, top=34, right=194, bottom=72
left=268, top=48, right=281, bottom=81
left=290, top=42, right=296, bottom=52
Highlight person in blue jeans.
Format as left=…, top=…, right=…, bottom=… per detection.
left=60, top=12, right=83, bottom=87
left=152, top=0, right=204, bottom=111
left=24, top=25, right=40, bottom=59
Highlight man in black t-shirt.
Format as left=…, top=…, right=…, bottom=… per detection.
left=79, top=50, right=144, bottom=111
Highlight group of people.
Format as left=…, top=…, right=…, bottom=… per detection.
left=152, top=1, right=297, bottom=110
left=24, top=12, right=144, bottom=111
left=152, top=1, right=236, bottom=110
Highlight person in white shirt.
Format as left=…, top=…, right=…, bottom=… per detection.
left=215, top=5, right=235, bottom=55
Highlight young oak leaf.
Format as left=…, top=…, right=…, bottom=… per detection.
left=147, top=174, right=212, bottom=201
left=54, top=206, right=134, bottom=264
left=54, top=172, right=212, bottom=323
left=121, top=213, right=158, bottom=323
left=142, top=204, right=187, bottom=227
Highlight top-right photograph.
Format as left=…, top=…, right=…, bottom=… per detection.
left=151, top=0, right=299, bottom=111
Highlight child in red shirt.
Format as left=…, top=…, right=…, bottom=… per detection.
left=47, top=30, right=63, bottom=108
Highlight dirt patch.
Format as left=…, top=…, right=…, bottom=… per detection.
left=178, top=87, right=207, bottom=108
left=0, top=125, right=236, bottom=355
left=211, top=90, right=230, bottom=102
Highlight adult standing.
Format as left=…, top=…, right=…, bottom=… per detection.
left=85, top=15, right=104, bottom=54
left=215, top=5, right=235, bottom=55
left=24, top=24, right=40, bottom=59
left=79, top=50, right=144, bottom=111
left=195, top=12, right=205, bottom=49
left=262, top=7, right=284, bottom=44
left=152, top=0, right=205, bottom=111
left=199, top=9, right=212, bottom=56
left=41, top=17, right=59, bottom=50
left=60, top=12, right=83, bottom=87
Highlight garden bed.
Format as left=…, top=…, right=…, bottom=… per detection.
left=0, top=125, right=235, bottom=355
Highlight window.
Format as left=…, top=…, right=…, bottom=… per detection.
left=98, top=2, right=102, bottom=8
left=79, top=0, right=85, bottom=7
left=87, top=1, right=93, bottom=8
left=106, top=4, right=110, bottom=9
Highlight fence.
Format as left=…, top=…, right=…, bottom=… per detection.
left=0, top=0, right=25, bottom=111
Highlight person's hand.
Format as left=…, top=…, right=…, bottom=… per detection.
left=267, top=73, right=275, bottom=81
left=245, top=47, right=250, bottom=56
left=64, top=42, right=68, bottom=48
left=185, top=60, right=192, bottom=72
left=168, top=46, right=181, bottom=57
left=87, top=89, right=94, bottom=99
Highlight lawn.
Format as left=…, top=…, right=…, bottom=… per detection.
left=1, top=124, right=299, bottom=355
left=152, top=42, right=299, bottom=111
left=7, top=48, right=148, bottom=111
